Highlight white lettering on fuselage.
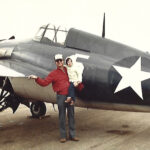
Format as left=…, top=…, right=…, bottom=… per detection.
left=75, top=53, right=90, bottom=60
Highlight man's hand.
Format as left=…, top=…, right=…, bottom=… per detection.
left=28, top=75, right=38, bottom=79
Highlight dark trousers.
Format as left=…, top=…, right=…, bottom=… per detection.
left=57, top=94, right=76, bottom=138
left=68, top=82, right=75, bottom=101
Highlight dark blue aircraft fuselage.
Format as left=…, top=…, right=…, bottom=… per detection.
left=0, top=27, right=150, bottom=113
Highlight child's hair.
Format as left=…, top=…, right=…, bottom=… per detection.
left=66, top=58, right=72, bottom=65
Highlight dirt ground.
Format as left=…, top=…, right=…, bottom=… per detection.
left=1, top=103, right=150, bottom=150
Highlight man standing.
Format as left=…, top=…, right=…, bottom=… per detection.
left=29, top=54, right=79, bottom=143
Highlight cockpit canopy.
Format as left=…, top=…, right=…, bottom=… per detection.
left=33, top=24, right=68, bottom=46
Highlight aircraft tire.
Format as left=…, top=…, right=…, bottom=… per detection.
left=30, top=101, right=46, bottom=118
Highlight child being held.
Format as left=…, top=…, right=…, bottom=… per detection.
left=65, top=55, right=84, bottom=105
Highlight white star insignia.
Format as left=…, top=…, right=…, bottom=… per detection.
left=113, top=57, right=150, bottom=100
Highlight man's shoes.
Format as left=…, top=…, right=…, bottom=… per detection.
left=70, top=137, right=79, bottom=141
left=60, top=138, right=67, bottom=143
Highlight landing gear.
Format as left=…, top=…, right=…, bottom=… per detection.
left=30, top=101, right=46, bottom=118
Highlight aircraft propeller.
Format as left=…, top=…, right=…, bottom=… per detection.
left=0, top=35, right=15, bottom=42
left=0, top=77, right=29, bottom=113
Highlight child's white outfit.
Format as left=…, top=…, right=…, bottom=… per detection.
left=65, top=55, right=84, bottom=103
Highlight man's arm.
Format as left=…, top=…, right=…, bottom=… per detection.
left=29, top=72, right=54, bottom=87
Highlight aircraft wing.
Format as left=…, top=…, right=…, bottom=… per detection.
left=0, top=59, right=49, bottom=78
left=0, top=64, right=25, bottom=77
left=0, top=58, right=54, bottom=113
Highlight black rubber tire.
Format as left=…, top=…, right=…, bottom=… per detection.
left=30, top=101, right=46, bottom=118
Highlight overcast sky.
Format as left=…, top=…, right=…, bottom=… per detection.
left=0, top=0, right=150, bottom=52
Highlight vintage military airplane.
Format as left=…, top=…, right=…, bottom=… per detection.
left=1, top=16, right=150, bottom=118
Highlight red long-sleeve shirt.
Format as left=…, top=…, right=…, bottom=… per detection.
left=35, top=67, right=70, bottom=95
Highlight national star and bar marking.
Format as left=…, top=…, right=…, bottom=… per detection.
left=113, top=57, right=150, bottom=100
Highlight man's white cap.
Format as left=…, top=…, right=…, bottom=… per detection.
left=54, top=54, right=63, bottom=60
